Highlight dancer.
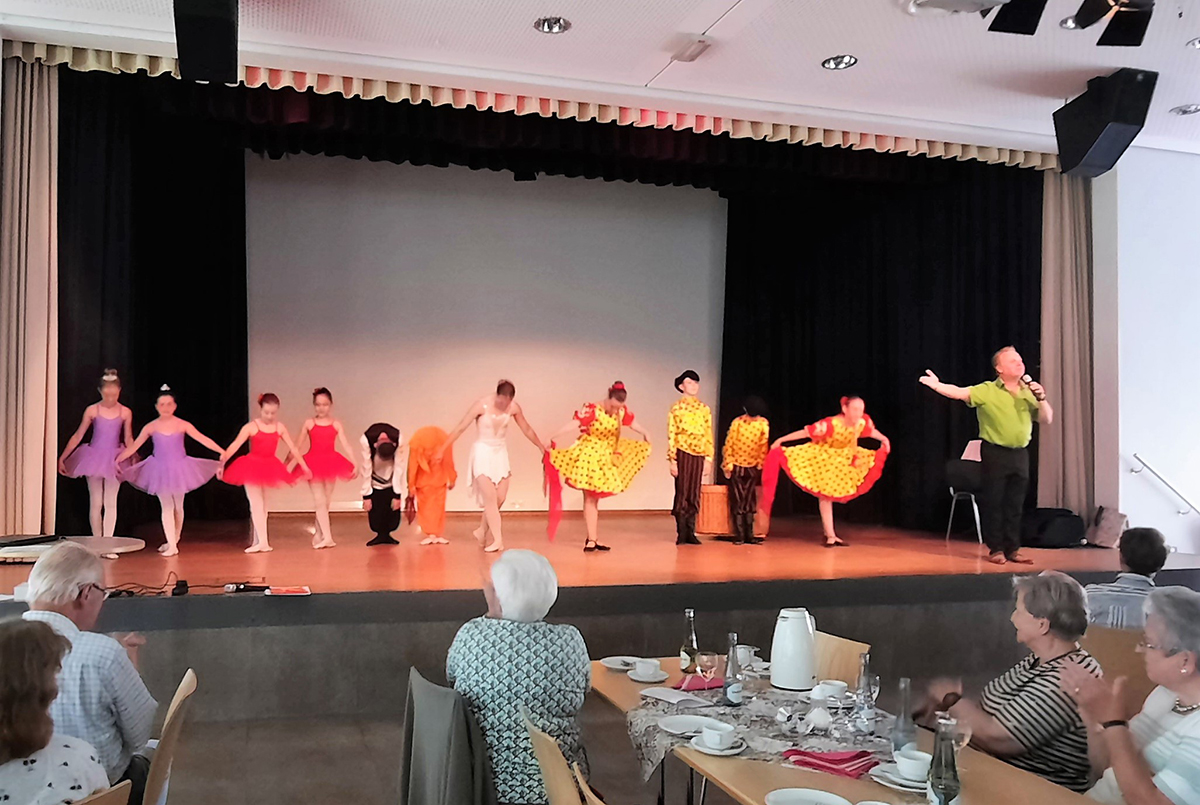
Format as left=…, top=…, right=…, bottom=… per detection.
left=116, top=385, right=225, bottom=556
left=58, top=369, right=135, bottom=537
left=361, top=422, right=405, bottom=546
left=545, top=382, right=652, bottom=552
left=764, top=395, right=891, bottom=547
left=407, top=426, right=457, bottom=545
left=667, top=370, right=713, bottom=546
left=441, top=380, right=546, bottom=553
left=290, top=387, right=358, bottom=549
left=721, top=395, right=770, bottom=545
left=919, top=346, right=1053, bottom=565
left=219, top=394, right=309, bottom=554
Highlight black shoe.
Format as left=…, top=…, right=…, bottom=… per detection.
left=746, top=536, right=765, bottom=545
left=366, top=534, right=399, bottom=546
left=584, top=540, right=611, bottom=552
left=684, top=534, right=702, bottom=545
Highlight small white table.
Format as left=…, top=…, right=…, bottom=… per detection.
left=0, top=536, right=146, bottom=563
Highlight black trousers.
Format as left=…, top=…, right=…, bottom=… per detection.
left=729, top=466, right=761, bottom=516
left=119, top=753, right=150, bottom=805
left=672, top=450, right=705, bottom=519
left=367, top=487, right=402, bottom=537
left=979, top=441, right=1029, bottom=556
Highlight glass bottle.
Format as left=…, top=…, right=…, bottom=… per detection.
left=929, top=717, right=962, bottom=805
left=852, top=651, right=875, bottom=734
left=680, top=608, right=699, bottom=673
left=892, top=677, right=917, bottom=755
left=723, top=631, right=744, bottom=705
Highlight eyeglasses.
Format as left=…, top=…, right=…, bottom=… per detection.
left=1137, top=637, right=1180, bottom=656
left=82, top=583, right=110, bottom=601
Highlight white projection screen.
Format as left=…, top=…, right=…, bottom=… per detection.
left=246, top=154, right=727, bottom=512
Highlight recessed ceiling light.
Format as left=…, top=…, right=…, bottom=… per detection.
left=1171, top=104, right=1200, bottom=115
left=821, top=54, right=858, bottom=70
left=533, top=16, right=571, bottom=34
left=1187, top=37, right=1200, bottom=48
left=1060, top=16, right=1078, bottom=29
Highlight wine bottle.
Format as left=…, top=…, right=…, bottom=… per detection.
left=852, top=651, right=875, bottom=734
left=680, top=608, right=699, bottom=673
left=892, top=677, right=918, bottom=755
left=723, top=631, right=744, bottom=705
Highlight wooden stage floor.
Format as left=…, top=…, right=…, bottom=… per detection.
left=5, top=511, right=1197, bottom=597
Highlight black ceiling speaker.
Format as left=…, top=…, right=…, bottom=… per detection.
left=1053, top=68, right=1157, bottom=177
left=988, top=0, right=1154, bottom=45
left=173, top=0, right=238, bottom=83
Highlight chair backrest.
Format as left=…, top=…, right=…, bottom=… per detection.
left=815, top=631, right=871, bottom=686
left=1080, top=626, right=1157, bottom=714
left=144, top=669, right=198, bottom=805
left=571, top=763, right=604, bottom=805
left=960, top=440, right=982, bottom=462
left=76, top=780, right=132, bottom=805
left=522, top=714, right=581, bottom=805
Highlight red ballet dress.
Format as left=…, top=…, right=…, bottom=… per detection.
left=294, top=423, right=355, bottom=481
left=222, top=429, right=294, bottom=487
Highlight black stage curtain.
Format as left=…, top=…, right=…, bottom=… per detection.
left=55, top=68, right=249, bottom=533
left=718, top=165, right=1043, bottom=531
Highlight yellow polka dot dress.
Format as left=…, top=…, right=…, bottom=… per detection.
left=777, top=415, right=887, bottom=502
left=548, top=403, right=651, bottom=496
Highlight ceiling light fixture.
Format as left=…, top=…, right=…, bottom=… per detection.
left=1170, top=103, right=1200, bottom=115
left=1187, top=36, right=1200, bottom=47
left=533, top=16, right=571, bottom=34
left=672, top=37, right=712, bottom=62
left=821, top=54, right=858, bottom=70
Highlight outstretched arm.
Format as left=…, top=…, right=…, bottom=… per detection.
left=59, top=406, right=97, bottom=473
left=218, top=423, right=252, bottom=464
left=441, top=400, right=485, bottom=457
left=919, top=369, right=972, bottom=402
left=771, top=428, right=811, bottom=451
left=117, top=422, right=155, bottom=463
left=511, top=404, right=546, bottom=453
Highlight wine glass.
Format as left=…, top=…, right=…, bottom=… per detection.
left=697, top=652, right=719, bottom=683
left=952, top=723, right=973, bottom=753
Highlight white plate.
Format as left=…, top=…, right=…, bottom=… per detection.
left=688, top=735, right=747, bottom=756
left=868, top=764, right=925, bottom=792
left=600, top=656, right=641, bottom=671
left=628, top=669, right=670, bottom=683
left=657, top=715, right=729, bottom=736
left=763, top=788, right=852, bottom=805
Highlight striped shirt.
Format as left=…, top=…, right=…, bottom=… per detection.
left=1089, top=686, right=1200, bottom=804
left=979, top=648, right=1101, bottom=792
left=1085, top=574, right=1156, bottom=630
left=22, top=610, right=158, bottom=783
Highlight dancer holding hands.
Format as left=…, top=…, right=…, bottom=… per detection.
left=58, top=369, right=135, bottom=537
left=290, top=387, right=357, bottom=549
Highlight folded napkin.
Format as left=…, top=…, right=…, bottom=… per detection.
left=782, top=749, right=880, bottom=779
left=674, top=675, right=724, bottom=692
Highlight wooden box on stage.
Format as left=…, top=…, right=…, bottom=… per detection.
left=695, top=484, right=769, bottom=537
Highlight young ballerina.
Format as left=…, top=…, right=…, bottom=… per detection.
left=763, top=395, right=891, bottom=547
left=219, top=393, right=310, bottom=553
left=58, top=369, right=135, bottom=536
left=290, top=387, right=358, bottom=549
left=440, top=380, right=546, bottom=553
left=116, top=385, right=225, bottom=556
left=545, top=381, right=653, bottom=552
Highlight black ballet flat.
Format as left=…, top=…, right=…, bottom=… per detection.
left=584, top=541, right=597, bottom=553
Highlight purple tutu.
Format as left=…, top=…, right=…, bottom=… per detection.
left=63, top=414, right=131, bottom=480
left=122, top=431, right=219, bottom=496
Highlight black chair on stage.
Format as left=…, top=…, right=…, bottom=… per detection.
left=945, top=440, right=983, bottom=544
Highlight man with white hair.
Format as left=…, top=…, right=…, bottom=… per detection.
left=22, top=542, right=157, bottom=805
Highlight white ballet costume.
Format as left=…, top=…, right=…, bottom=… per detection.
left=467, top=405, right=511, bottom=504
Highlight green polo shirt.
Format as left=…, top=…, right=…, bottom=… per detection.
left=967, top=378, right=1041, bottom=448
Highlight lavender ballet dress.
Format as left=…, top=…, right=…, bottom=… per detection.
left=62, top=413, right=128, bottom=480
left=121, top=431, right=219, bottom=496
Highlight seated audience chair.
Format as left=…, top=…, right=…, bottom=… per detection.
left=1080, top=626, right=1156, bottom=714
left=77, top=780, right=133, bottom=805
left=144, top=669, right=197, bottom=805
left=815, top=631, right=872, bottom=687
left=522, top=714, right=581, bottom=805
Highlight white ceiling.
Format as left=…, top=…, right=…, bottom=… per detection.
left=6, top=0, right=1200, bottom=154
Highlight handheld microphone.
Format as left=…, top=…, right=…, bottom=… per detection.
left=1020, top=374, right=1046, bottom=402
left=224, top=583, right=269, bottom=593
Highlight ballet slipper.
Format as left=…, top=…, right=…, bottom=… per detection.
left=245, top=544, right=263, bottom=554
left=161, top=545, right=179, bottom=557
left=433, top=536, right=449, bottom=545
left=258, top=545, right=273, bottom=553
left=314, top=538, right=336, bottom=549
left=420, top=536, right=438, bottom=545
left=157, top=544, right=170, bottom=554
left=484, top=540, right=504, bottom=553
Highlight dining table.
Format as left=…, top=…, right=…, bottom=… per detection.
left=590, top=657, right=1091, bottom=805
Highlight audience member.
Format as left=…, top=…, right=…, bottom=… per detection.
left=1064, top=586, right=1200, bottom=804
left=1086, top=528, right=1170, bottom=630
left=919, top=571, right=1101, bottom=792
left=447, top=550, right=590, bottom=805
left=0, top=618, right=109, bottom=805
left=22, top=542, right=158, bottom=805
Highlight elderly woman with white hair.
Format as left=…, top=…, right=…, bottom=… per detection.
left=446, top=550, right=591, bottom=805
left=918, top=570, right=1102, bottom=792
left=1062, top=586, right=1200, bottom=804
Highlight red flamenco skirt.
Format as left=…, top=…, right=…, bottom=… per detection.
left=223, top=455, right=295, bottom=488
left=293, top=450, right=355, bottom=482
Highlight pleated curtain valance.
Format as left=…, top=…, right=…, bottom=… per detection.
left=4, top=39, right=1058, bottom=171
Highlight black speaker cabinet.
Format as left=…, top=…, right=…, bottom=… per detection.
left=1053, top=68, right=1157, bottom=178
left=174, top=0, right=238, bottom=84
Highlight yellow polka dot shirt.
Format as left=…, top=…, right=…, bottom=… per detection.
left=667, top=396, right=714, bottom=461
left=721, top=415, right=770, bottom=474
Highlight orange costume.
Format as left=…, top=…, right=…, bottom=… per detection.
left=406, top=426, right=458, bottom=537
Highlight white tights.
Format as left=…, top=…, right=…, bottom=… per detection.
left=156, top=492, right=185, bottom=555
left=310, top=479, right=336, bottom=548
left=86, top=476, right=119, bottom=537
left=244, top=484, right=272, bottom=552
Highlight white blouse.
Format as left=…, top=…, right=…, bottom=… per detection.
left=0, top=734, right=109, bottom=805
left=1089, top=686, right=1200, bottom=805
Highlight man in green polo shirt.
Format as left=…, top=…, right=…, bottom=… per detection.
left=919, top=346, right=1054, bottom=565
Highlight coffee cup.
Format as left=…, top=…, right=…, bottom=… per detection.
left=811, top=679, right=849, bottom=700
left=735, top=644, right=759, bottom=666
left=701, top=722, right=736, bottom=750
left=634, top=658, right=661, bottom=678
left=894, top=748, right=932, bottom=781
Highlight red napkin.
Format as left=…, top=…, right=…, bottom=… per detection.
left=674, top=675, right=723, bottom=691
left=782, top=749, right=880, bottom=779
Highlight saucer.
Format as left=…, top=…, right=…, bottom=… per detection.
left=763, top=790, right=851, bottom=805
left=600, top=656, right=641, bottom=671
left=689, top=735, right=747, bottom=756
left=628, top=669, right=670, bottom=683
left=868, top=763, right=925, bottom=792
left=658, top=715, right=728, bottom=736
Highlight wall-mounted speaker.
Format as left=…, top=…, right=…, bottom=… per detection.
left=173, top=0, right=238, bottom=84
left=1053, top=68, right=1157, bottom=177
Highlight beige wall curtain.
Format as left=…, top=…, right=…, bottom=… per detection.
left=1038, top=170, right=1094, bottom=519
left=0, top=58, right=58, bottom=535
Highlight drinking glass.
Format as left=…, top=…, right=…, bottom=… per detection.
left=952, top=724, right=973, bottom=753
left=697, top=651, right=719, bottom=682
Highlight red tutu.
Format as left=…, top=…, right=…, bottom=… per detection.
left=222, top=430, right=295, bottom=488
left=293, top=425, right=355, bottom=481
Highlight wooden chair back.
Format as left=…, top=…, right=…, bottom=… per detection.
left=144, top=669, right=198, bottom=805
left=571, top=763, right=604, bottom=805
left=815, top=631, right=871, bottom=686
left=1080, top=626, right=1156, bottom=714
left=76, top=780, right=132, bottom=805
left=522, top=714, right=581, bottom=805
